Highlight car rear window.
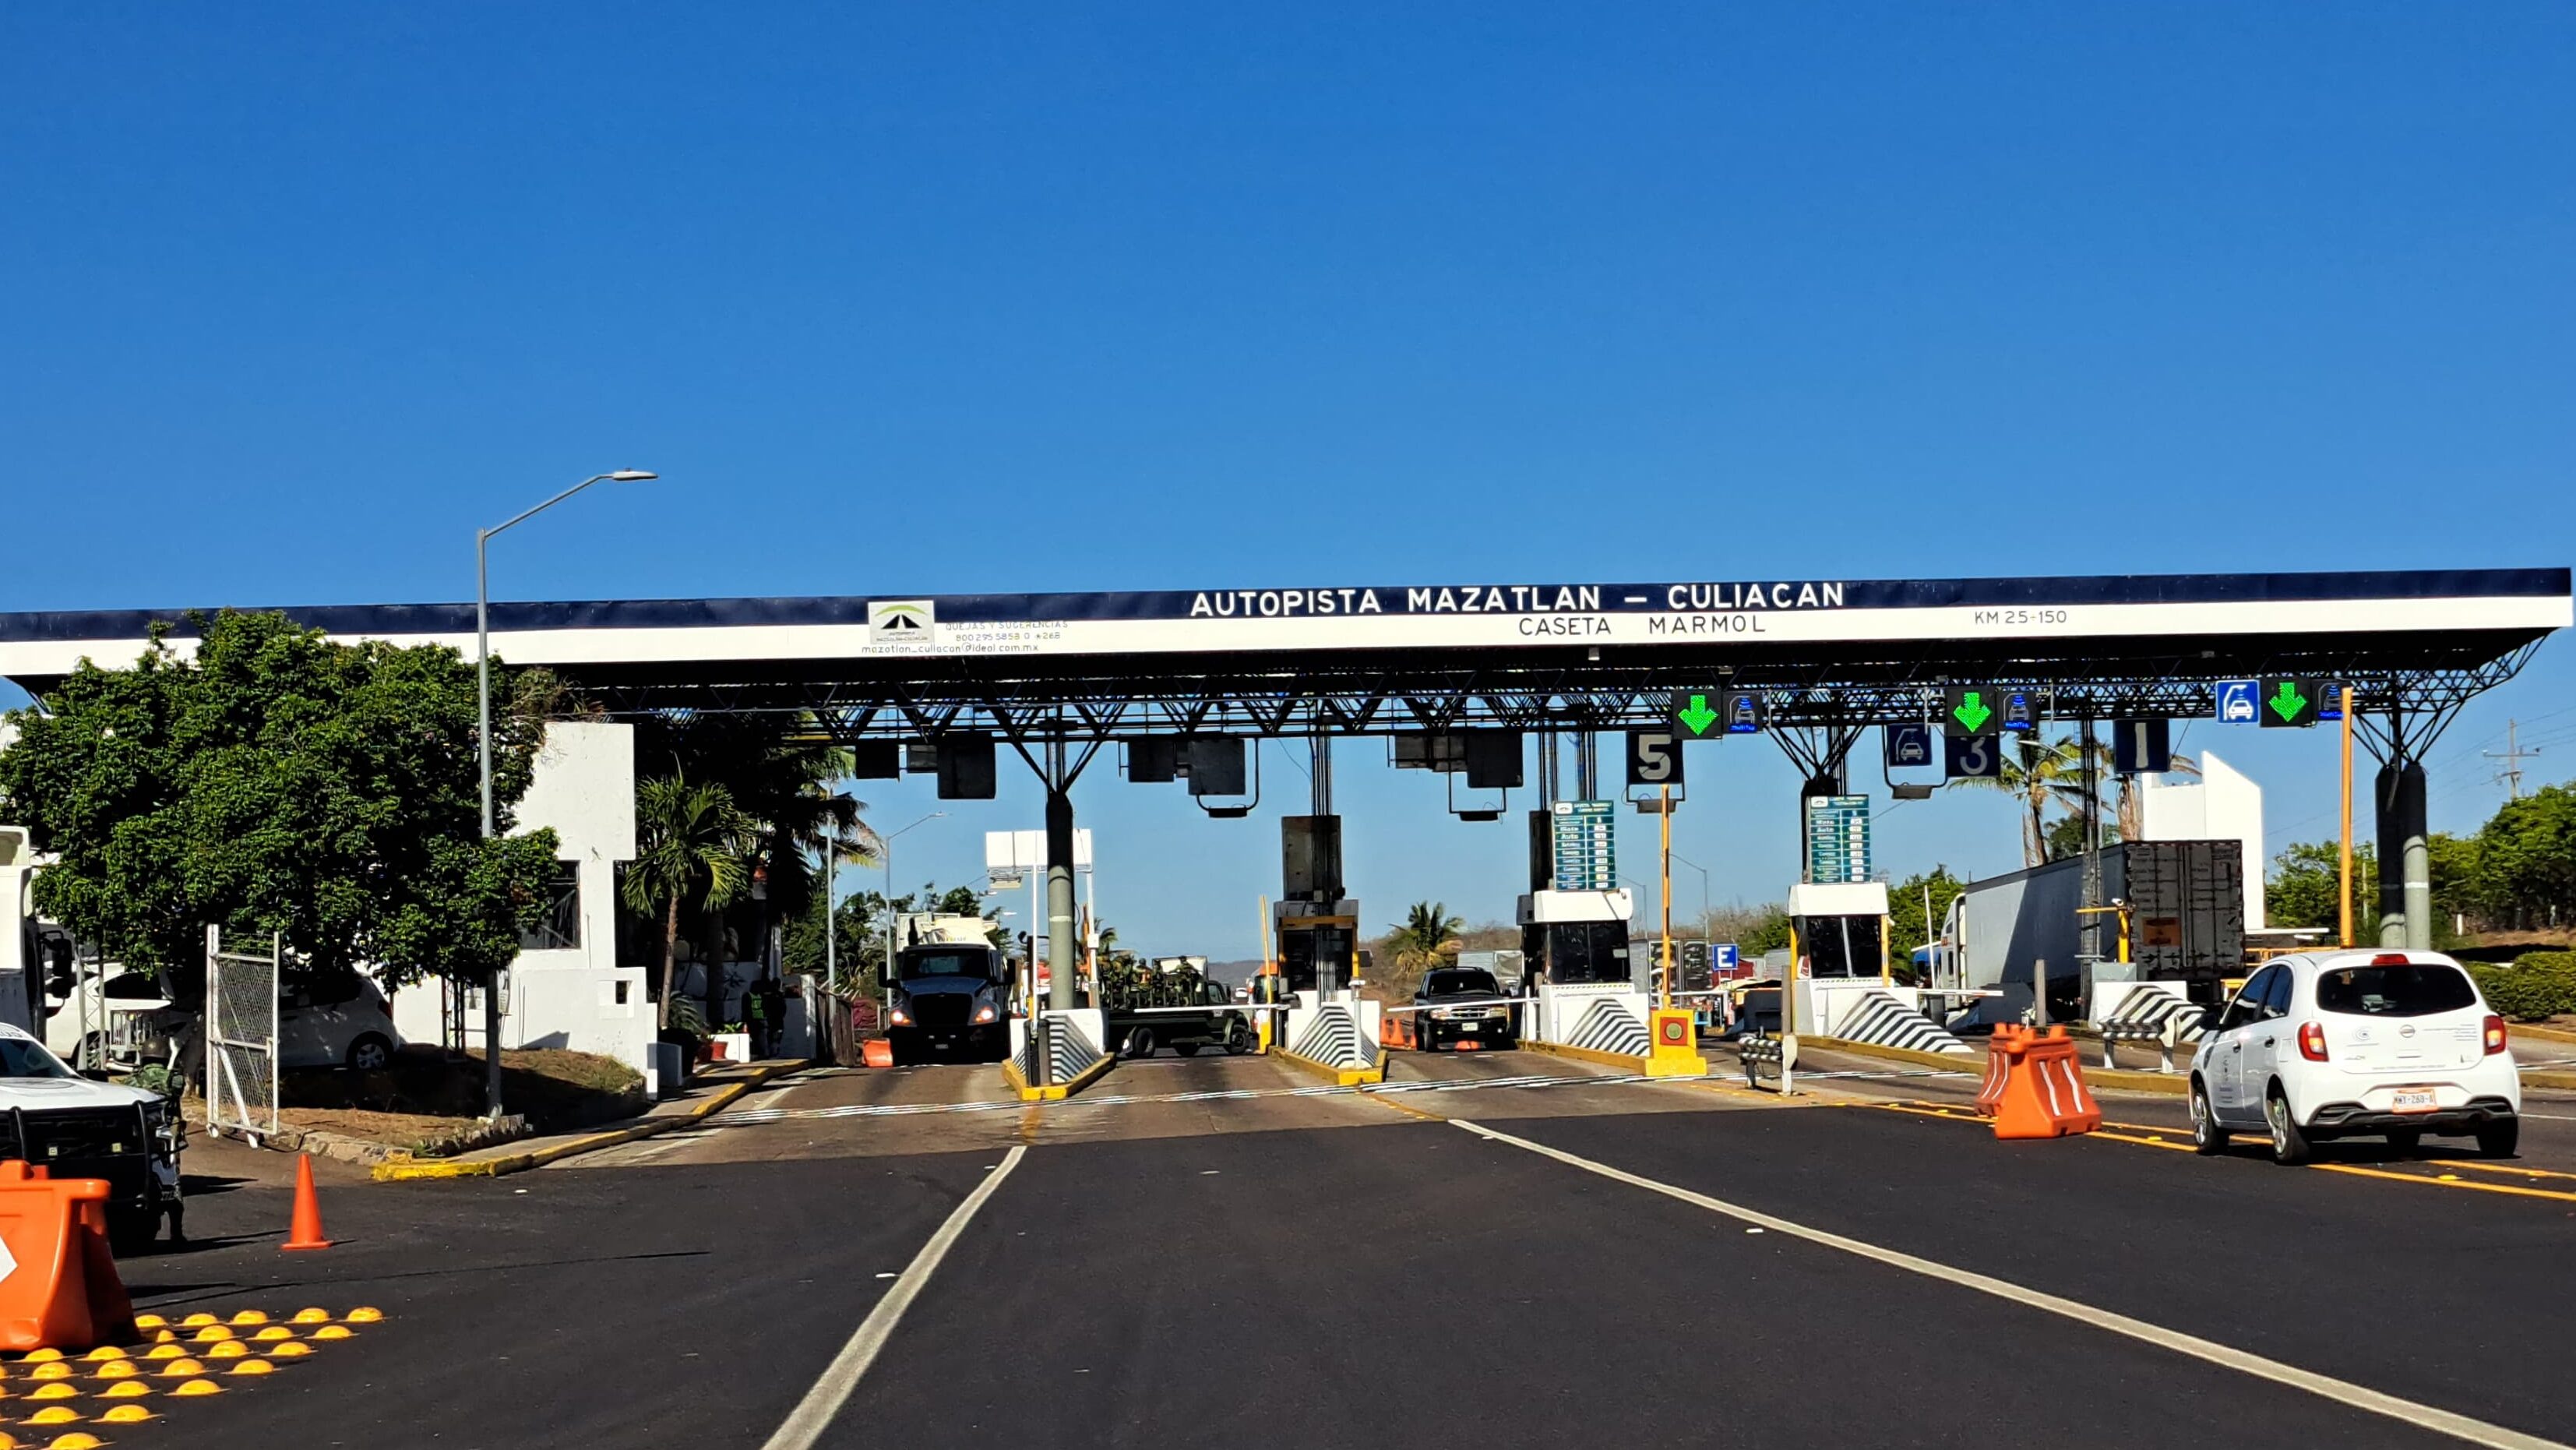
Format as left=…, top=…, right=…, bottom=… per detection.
left=2313, top=965, right=2478, bottom=1018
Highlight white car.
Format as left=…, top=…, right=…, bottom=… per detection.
left=2190, top=950, right=2519, bottom=1164
left=0, top=1023, right=184, bottom=1251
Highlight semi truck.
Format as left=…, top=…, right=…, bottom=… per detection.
left=1946, top=839, right=2246, bottom=1025
left=883, top=912, right=1014, bottom=1064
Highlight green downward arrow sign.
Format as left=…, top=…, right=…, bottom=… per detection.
left=1679, top=694, right=1718, bottom=736
left=2269, top=679, right=2308, bottom=721
left=1953, top=691, right=1993, bottom=732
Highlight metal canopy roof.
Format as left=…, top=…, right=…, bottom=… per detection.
left=1, top=568, right=2565, bottom=748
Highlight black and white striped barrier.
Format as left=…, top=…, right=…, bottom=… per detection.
left=2096, top=1017, right=2187, bottom=1073
left=1738, top=1033, right=1797, bottom=1092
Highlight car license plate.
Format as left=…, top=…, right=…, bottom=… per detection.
left=2391, top=1088, right=2438, bottom=1113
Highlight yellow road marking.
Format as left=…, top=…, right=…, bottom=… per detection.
left=1869, top=1102, right=2576, bottom=1204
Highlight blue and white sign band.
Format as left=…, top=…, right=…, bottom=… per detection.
left=0, top=568, right=2564, bottom=678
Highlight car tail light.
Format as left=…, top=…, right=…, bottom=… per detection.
left=2297, top=1021, right=2328, bottom=1062
left=2485, top=1014, right=2508, bottom=1056
left=2371, top=953, right=2412, bottom=966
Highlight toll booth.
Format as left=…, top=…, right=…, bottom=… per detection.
left=1274, top=904, right=1358, bottom=996
left=1788, top=881, right=1902, bottom=1037
left=1517, top=887, right=1652, bottom=1055
left=1271, top=814, right=1383, bottom=1073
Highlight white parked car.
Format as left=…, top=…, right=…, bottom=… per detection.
left=2190, top=950, right=2519, bottom=1164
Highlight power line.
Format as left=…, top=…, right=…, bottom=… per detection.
left=2485, top=718, right=2544, bottom=800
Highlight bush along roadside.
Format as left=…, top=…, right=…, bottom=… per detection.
left=2469, top=954, right=2576, bottom=1023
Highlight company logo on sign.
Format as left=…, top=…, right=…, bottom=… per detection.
left=869, top=600, right=936, bottom=647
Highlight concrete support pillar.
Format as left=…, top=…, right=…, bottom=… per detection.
left=2374, top=758, right=2428, bottom=950
left=1045, top=752, right=1077, bottom=1018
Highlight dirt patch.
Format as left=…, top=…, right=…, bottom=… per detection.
left=273, top=1045, right=645, bottom=1152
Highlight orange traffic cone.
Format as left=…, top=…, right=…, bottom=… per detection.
left=281, top=1155, right=331, bottom=1252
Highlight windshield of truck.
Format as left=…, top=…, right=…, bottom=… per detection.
left=1425, top=969, right=1499, bottom=997
left=2314, top=964, right=2477, bottom=1018
left=0, top=1037, right=75, bottom=1081
left=899, top=949, right=992, bottom=981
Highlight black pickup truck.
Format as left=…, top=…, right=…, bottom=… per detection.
left=1106, top=979, right=1256, bottom=1060
left=1412, top=966, right=1516, bottom=1051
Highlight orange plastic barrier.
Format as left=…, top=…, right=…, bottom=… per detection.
left=1974, top=1026, right=2020, bottom=1117
left=1982, top=1026, right=2102, bottom=1141
left=860, top=1039, right=894, bottom=1069
left=0, top=1161, right=137, bottom=1351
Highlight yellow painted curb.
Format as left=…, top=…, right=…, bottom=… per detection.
left=2522, top=1068, right=2576, bottom=1092
left=2510, top=1021, right=2576, bottom=1046
left=1003, top=1052, right=1118, bottom=1102
left=372, top=1060, right=806, bottom=1181
left=1643, top=1053, right=1711, bottom=1078
left=1274, top=1046, right=1385, bottom=1086
left=1797, top=1034, right=2190, bottom=1095
left=1521, top=1039, right=1654, bottom=1074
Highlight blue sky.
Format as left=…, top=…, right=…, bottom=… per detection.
left=4, top=5, right=2571, bottom=958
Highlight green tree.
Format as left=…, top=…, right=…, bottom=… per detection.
left=2473, top=783, right=2576, bottom=931
left=0, top=610, right=560, bottom=997
left=2267, top=840, right=2377, bottom=936
left=622, top=775, right=755, bottom=1028
left=1886, top=867, right=1969, bottom=960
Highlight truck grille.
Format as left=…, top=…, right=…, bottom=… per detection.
left=909, top=993, right=972, bottom=1029
left=14, top=1106, right=146, bottom=1162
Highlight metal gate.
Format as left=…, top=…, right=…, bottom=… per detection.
left=205, top=926, right=280, bottom=1141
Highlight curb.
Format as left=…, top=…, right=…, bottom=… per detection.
left=2513, top=1022, right=2576, bottom=1046
left=2523, top=1069, right=2576, bottom=1092
left=371, top=1061, right=808, bottom=1181
left=1274, top=1046, right=1385, bottom=1086
left=1521, top=1039, right=1654, bottom=1074
left=1002, top=1053, right=1116, bottom=1102
left=1798, top=1033, right=2191, bottom=1095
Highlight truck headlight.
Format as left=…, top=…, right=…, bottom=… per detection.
left=974, top=1004, right=998, bottom=1024
left=889, top=1004, right=911, bottom=1026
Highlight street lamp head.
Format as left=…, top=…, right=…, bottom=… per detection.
left=608, top=469, right=657, bottom=482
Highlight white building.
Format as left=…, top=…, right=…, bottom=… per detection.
left=2137, top=750, right=2268, bottom=933
left=388, top=721, right=651, bottom=1074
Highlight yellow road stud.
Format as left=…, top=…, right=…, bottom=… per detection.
left=133, top=1314, right=167, bottom=1328
left=100, top=1382, right=149, bottom=1399
left=22, top=1349, right=62, bottom=1363
left=154, top=1359, right=207, bottom=1378
left=30, top=1364, right=71, bottom=1381
left=230, top=1360, right=276, bottom=1377
left=150, top=1328, right=177, bottom=1342
left=344, top=1307, right=384, bottom=1323
left=27, top=1384, right=77, bottom=1401
left=77, top=1349, right=125, bottom=1364
left=93, top=1364, right=136, bottom=1381
left=228, top=1311, right=270, bottom=1325
left=192, top=1325, right=234, bottom=1342
left=312, top=1325, right=353, bottom=1341
left=55, top=1434, right=116, bottom=1447
left=93, top=1409, right=149, bottom=1428
left=204, top=1342, right=248, bottom=1360
left=171, top=1379, right=222, bottom=1398
left=291, top=1308, right=331, bottom=1325
left=22, top=1408, right=77, bottom=1425
left=179, top=1314, right=217, bottom=1328
left=253, top=1326, right=294, bottom=1341
left=266, top=1342, right=312, bottom=1359
left=143, top=1345, right=186, bottom=1360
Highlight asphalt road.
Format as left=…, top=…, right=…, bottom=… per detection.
left=110, top=1056, right=2576, bottom=1450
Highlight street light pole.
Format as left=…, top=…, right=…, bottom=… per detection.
left=474, top=468, right=656, bottom=1118
left=877, top=812, right=947, bottom=1004
left=1669, top=852, right=1712, bottom=930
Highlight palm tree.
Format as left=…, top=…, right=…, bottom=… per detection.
left=1947, top=732, right=2101, bottom=867
left=1388, top=901, right=1465, bottom=968
left=622, top=775, right=756, bottom=1029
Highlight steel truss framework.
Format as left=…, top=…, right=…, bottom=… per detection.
left=566, top=636, right=2546, bottom=767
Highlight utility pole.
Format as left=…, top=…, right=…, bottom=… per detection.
left=2486, top=719, right=2540, bottom=800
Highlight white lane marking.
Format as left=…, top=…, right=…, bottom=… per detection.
left=758, top=1145, right=1028, bottom=1450
left=1449, top=1118, right=2571, bottom=1450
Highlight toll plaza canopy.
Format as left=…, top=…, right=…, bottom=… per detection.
left=0, top=568, right=2566, bottom=743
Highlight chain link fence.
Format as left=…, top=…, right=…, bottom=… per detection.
left=205, top=926, right=280, bottom=1141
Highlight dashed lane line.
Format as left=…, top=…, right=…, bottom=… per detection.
left=1449, top=1117, right=2573, bottom=1450
left=758, top=1146, right=1029, bottom=1450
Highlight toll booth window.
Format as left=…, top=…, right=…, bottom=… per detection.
left=1805, top=916, right=1883, bottom=979
left=2314, top=965, right=2476, bottom=1018
left=899, top=950, right=989, bottom=980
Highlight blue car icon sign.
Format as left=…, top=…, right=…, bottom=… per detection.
left=2217, top=680, right=2260, bottom=723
